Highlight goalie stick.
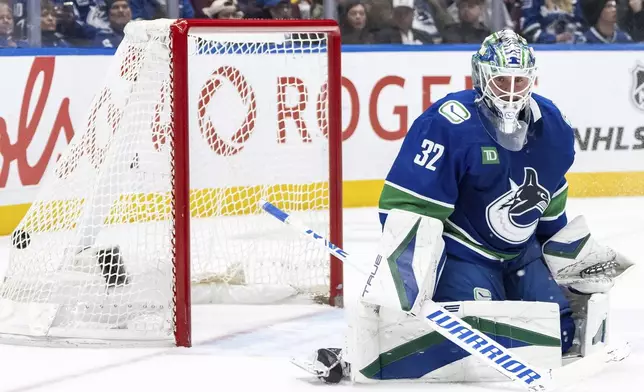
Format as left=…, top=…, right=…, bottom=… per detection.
left=258, top=199, right=630, bottom=392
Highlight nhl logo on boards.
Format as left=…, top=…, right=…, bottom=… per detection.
left=631, top=63, right=644, bottom=112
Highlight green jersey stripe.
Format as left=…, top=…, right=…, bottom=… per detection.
left=379, top=183, right=454, bottom=222
left=444, top=220, right=520, bottom=260
left=384, top=181, right=455, bottom=208
left=542, top=186, right=568, bottom=219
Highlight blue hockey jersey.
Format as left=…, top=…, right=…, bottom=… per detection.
left=520, top=0, right=586, bottom=43
left=65, top=0, right=111, bottom=33
left=129, top=0, right=195, bottom=20
left=584, top=27, right=632, bottom=43
left=379, top=90, right=575, bottom=265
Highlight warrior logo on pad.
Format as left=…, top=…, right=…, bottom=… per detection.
left=485, top=167, right=550, bottom=245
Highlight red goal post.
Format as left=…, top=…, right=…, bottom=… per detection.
left=170, top=19, right=344, bottom=347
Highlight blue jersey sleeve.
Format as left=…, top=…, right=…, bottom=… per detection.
left=535, top=99, right=575, bottom=243
left=378, top=113, right=468, bottom=226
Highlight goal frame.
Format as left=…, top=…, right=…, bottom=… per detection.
left=169, top=19, right=343, bottom=347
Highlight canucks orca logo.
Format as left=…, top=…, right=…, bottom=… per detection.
left=485, top=168, right=550, bottom=245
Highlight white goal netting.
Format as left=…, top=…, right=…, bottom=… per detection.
left=0, top=20, right=339, bottom=346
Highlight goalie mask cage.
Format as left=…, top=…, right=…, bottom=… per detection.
left=0, top=19, right=343, bottom=347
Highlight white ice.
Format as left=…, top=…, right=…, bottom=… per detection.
left=0, top=199, right=643, bottom=392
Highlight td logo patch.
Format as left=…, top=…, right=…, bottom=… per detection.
left=481, top=146, right=499, bottom=164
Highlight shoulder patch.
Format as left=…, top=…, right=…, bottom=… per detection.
left=438, top=100, right=471, bottom=124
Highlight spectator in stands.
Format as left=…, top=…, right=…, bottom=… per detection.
left=296, top=0, right=324, bottom=18
left=409, top=0, right=455, bottom=43
left=51, top=1, right=107, bottom=47
left=339, top=0, right=376, bottom=43
left=129, top=0, right=194, bottom=20
left=192, top=0, right=212, bottom=17
left=618, top=0, right=644, bottom=41
left=447, top=0, right=515, bottom=31
left=581, top=0, right=633, bottom=42
left=237, top=0, right=264, bottom=18
left=202, top=0, right=244, bottom=17
left=256, top=0, right=294, bottom=19
left=354, top=0, right=452, bottom=43
left=376, top=0, right=434, bottom=43
left=362, top=0, right=393, bottom=31
left=0, top=2, right=27, bottom=47
left=193, top=0, right=261, bottom=18
left=442, top=0, right=492, bottom=42
left=42, top=0, right=70, bottom=47
left=505, top=0, right=523, bottom=29
left=93, top=0, right=130, bottom=47
left=520, top=0, right=586, bottom=43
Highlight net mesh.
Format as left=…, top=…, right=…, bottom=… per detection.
left=0, top=20, right=334, bottom=344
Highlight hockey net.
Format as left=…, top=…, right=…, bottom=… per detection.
left=0, top=19, right=342, bottom=346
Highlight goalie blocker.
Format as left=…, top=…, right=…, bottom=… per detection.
left=317, top=210, right=633, bottom=384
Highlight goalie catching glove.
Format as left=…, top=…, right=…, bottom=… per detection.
left=543, top=215, right=636, bottom=357
left=542, top=215, right=635, bottom=295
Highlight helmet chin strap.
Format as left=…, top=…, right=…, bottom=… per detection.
left=495, top=104, right=526, bottom=135
left=501, top=113, right=519, bottom=135
left=475, top=96, right=532, bottom=152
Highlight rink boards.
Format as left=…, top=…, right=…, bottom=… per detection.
left=1, top=45, right=644, bottom=234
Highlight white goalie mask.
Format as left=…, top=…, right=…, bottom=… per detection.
left=472, top=30, right=538, bottom=151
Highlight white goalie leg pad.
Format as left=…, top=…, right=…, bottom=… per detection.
left=563, top=288, right=610, bottom=357
left=581, top=293, right=610, bottom=357
left=349, top=300, right=562, bottom=383
left=361, top=209, right=445, bottom=315
left=347, top=301, right=381, bottom=384
left=543, top=215, right=635, bottom=294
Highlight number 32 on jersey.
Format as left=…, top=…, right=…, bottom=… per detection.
left=414, top=139, right=445, bottom=171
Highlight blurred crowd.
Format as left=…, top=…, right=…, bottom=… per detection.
left=0, top=0, right=641, bottom=48
left=339, top=0, right=643, bottom=44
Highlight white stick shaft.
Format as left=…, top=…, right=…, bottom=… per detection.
left=258, top=199, right=368, bottom=276
left=258, top=199, right=551, bottom=392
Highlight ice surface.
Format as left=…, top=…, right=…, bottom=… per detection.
left=0, top=200, right=642, bottom=392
